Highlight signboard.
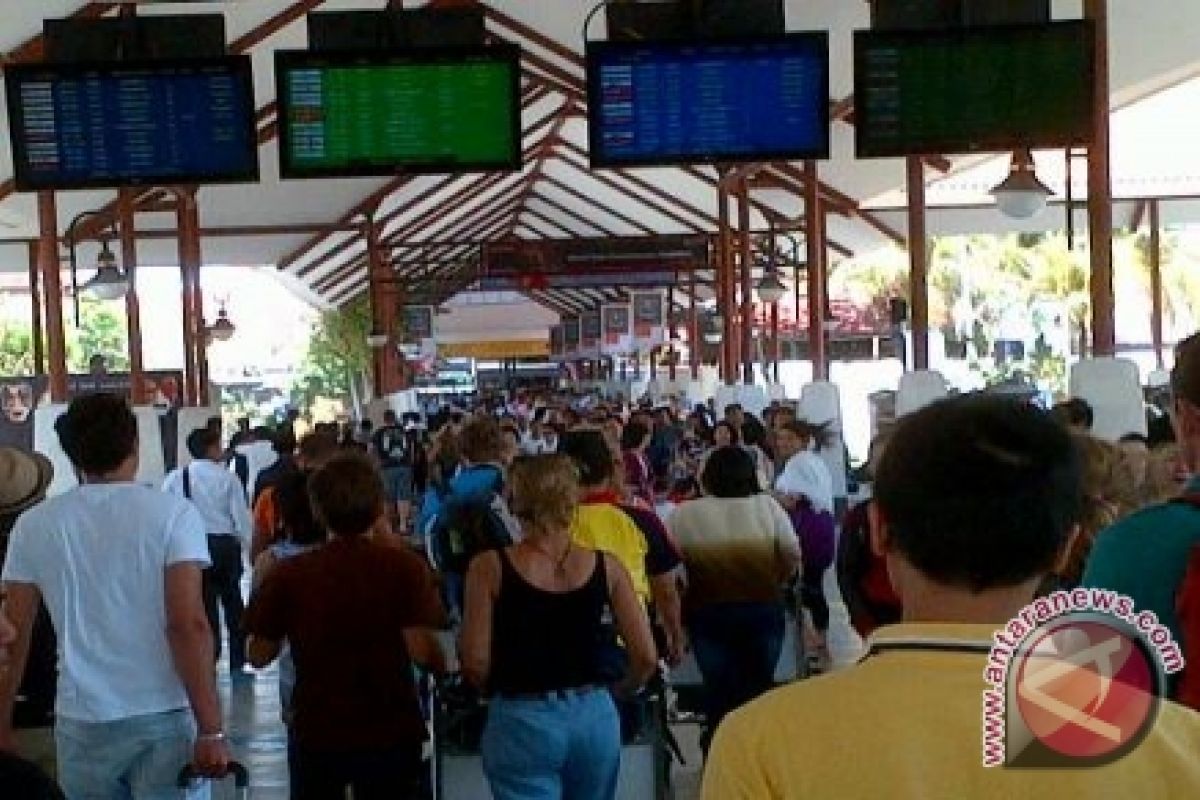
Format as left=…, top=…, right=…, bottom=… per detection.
left=0, top=370, right=184, bottom=452
left=402, top=305, right=435, bottom=341
left=481, top=236, right=705, bottom=291
left=632, top=292, right=666, bottom=350
left=562, top=316, right=581, bottom=359
left=602, top=304, right=633, bottom=356
left=580, top=311, right=602, bottom=357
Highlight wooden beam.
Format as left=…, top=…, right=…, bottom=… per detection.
left=555, top=148, right=707, bottom=233
left=28, top=242, right=45, bottom=378
left=906, top=157, right=929, bottom=371
left=1086, top=0, right=1115, bottom=356
left=805, top=161, right=829, bottom=381
left=229, top=0, right=328, bottom=55
left=528, top=192, right=615, bottom=237
left=37, top=192, right=68, bottom=402
left=118, top=189, right=145, bottom=402
left=539, top=174, right=659, bottom=236
left=520, top=208, right=577, bottom=238
left=507, top=101, right=574, bottom=236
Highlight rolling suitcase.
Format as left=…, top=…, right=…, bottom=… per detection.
left=177, top=761, right=250, bottom=798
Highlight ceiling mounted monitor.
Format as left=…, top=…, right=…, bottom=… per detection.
left=43, top=16, right=227, bottom=62
left=5, top=57, right=259, bottom=191
left=607, top=0, right=784, bottom=42
left=871, top=0, right=1049, bottom=30
left=854, top=21, right=1095, bottom=158
left=275, top=46, right=522, bottom=179
left=306, top=8, right=486, bottom=52
left=586, top=33, right=830, bottom=168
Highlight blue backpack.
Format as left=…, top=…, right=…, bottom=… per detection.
left=429, top=466, right=517, bottom=577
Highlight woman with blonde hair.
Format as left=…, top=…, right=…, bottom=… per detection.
left=1056, top=434, right=1140, bottom=587
left=460, top=454, right=656, bottom=800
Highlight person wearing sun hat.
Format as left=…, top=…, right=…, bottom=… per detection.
left=0, top=447, right=56, bottom=777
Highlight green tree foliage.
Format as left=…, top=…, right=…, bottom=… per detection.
left=0, top=297, right=130, bottom=377
left=290, top=297, right=372, bottom=410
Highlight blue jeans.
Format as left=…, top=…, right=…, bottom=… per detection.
left=688, top=602, right=785, bottom=745
left=383, top=465, right=414, bottom=503
left=56, top=709, right=207, bottom=800
left=482, top=689, right=620, bottom=800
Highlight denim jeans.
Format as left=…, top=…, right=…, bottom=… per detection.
left=56, top=709, right=207, bottom=800
left=482, top=689, right=621, bottom=800
left=688, top=602, right=785, bottom=747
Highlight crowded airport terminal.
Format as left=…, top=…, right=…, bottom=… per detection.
left=3, top=1, right=1200, bottom=798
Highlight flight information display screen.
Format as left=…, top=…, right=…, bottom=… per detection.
left=855, top=21, right=1095, bottom=158
left=5, top=57, right=258, bottom=191
left=586, top=34, right=830, bottom=168
left=276, top=46, right=522, bottom=179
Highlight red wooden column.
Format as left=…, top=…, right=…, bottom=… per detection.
left=27, top=242, right=45, bottom=378
left=176, top=189, right=202, bottom=406
left=717, top=176, right=737, bottom=385
left=1086, top=0, right=1116, bottom=356
left=805, top=160, right=829, bottom=381
left=365, top=214, right=404, bottom=396
left=688, top=274, right=700, bottom=380
left=117, top=189, right=146, bottom=403
left=38, top=192, right=69, bottom=402
left=1149, top=199, right=1165, bottom=370
left=738, top=178, right=755, bottom=385
left=906, top=157, right=930, bottom=371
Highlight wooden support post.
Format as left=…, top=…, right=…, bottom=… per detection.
left=28, top=242, right=45, bottom=378
left=770, top=301, right=780, bottom=384
left=1149, top=199, right=1165, bottom=370
left=805, top=161, right=829, bottom=381
left=117, top=189, right=145, bottom=404
left=366, top=214, right=404, bottom=397
left=738, top=179, right=754, bottom=385
left=38, top=192, right=68, bottom=402
left=1086, top=0, right=1115, bottom=356
left=176, top=190, right=201, bottom=406
left=667, top=284, right=678, bottom=382
left=906, top=157, right=930, bottom=371
left=688, top=274, right=700, bottom=380
left=717, top=179, right=736, bottom=385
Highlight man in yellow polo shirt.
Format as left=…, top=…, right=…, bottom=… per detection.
left=704, top=396, right=1200, bottom=799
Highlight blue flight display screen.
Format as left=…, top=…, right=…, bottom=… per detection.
left=587, top=35, right=829, bottom=168
left=5, top=58, right=259, bottom=191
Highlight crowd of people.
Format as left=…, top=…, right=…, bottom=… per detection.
left=3, top=334, right=1200, bottom=797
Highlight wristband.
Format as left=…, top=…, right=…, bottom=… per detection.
left=197, top=731, right=226, bottom=743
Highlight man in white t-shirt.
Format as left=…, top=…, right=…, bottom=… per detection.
left=0, top=394, right=230, bottom=796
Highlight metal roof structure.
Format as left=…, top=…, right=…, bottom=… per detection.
left=0, top=1, right=1198, bottom=316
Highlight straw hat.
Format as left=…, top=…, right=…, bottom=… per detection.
left=0, top=448, right=53, bottom=518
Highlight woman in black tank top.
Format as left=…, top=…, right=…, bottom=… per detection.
left=460, top=455, right=656, bottom=800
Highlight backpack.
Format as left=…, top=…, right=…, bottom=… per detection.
left=374, top=425, right=411, bottom=467
left=835, top=500, right=902, bottom=638
left=429, top=466, right=518, bottom=577
left=1172, top=494, right=1200, bottom=711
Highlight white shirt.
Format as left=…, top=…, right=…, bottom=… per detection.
left=163, top=459, right=252, bottom=545
left=2, top=484, right=210, bottom=723
left=235, top=440, right=278, bottom=499
left=520, top=433, right=557, bottom=456
left=775, top=450, right=835, bottom=515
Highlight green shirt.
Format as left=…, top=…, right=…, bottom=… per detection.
left=1082, top=477, right=1200, bottom=644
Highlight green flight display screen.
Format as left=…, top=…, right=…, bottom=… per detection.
left=276, top=46, right=521, bottom=178
left=855, top=21, right=1095, bottom=158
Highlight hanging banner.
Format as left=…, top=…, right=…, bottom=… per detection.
left=563, top=316, right=581, bottom=359
left=549, top=325, right=564, bottom=362
left=580, top=311, right=603, bottom=358
left=401, top=305, right=437, bottom=359
left=602, top=304, right=633, bottom=356
left=632, top=291, right=666, bottom=351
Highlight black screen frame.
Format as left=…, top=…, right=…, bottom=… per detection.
left=853, top=20, right=1096, bottom=159
left=585, top=32, right=831, bottom=169
left=275, top=44, right=523, bottom=180
left=5, top=55, right=260, bottom=192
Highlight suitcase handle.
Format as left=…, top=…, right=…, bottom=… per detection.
left=176, top=760, right=249, bottom=788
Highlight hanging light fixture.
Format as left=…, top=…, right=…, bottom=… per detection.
left=756, top=269, right=787, bottom=305
left=66, top=205, right=134, bottom=325
left=206, top=303, right=236, bottom=343
left=991, top=148, right=1053, bottom=219
left=704, top=313, right=724, bottom=344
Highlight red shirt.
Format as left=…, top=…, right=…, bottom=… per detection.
left=244, top=537, right=445, bottom=751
